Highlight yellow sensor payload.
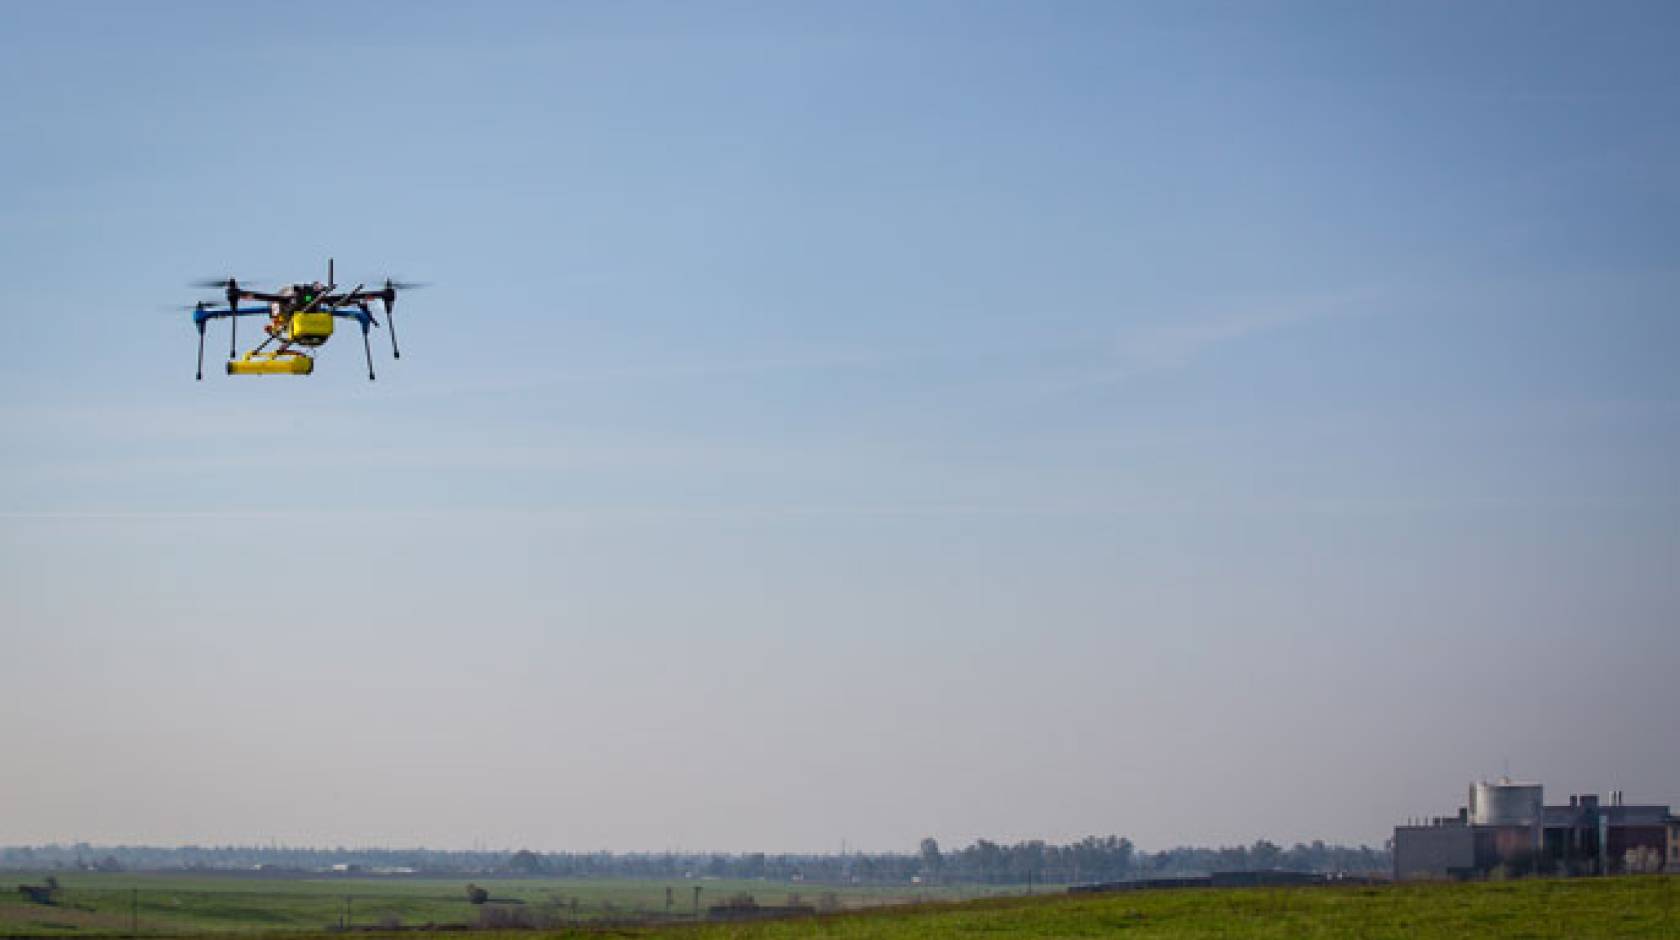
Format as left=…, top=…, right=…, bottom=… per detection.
left=186, top=258, right=425, bottom=381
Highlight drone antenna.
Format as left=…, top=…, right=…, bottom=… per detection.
left=328, top=258, right=334, bottom=289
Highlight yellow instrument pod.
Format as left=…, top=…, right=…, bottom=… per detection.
left=290, top=312, right=335, bottom=342
left=227, top=353, right=314, bottom=376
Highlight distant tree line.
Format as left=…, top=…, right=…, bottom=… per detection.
left=0, top=837, right=1389, bottom=883
left=912, top=837, right=1388, bottom=884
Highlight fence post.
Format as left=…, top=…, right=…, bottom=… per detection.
left=131, top=887, right=138, bottom=937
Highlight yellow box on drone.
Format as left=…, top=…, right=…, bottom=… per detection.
left=289, top=312, right=335, bottom=343
left=227, top=353, right=314, bottom=376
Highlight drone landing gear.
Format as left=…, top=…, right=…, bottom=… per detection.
left=195, top=324, right=206, bottom=381
left=361, top=318, right=376, bottom=381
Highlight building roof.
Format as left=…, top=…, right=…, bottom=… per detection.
left=1542, top=803, right=1670, bottom=827
left=1603, top=805, right=1671, bottom=826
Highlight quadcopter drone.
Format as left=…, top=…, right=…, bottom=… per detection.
left=188, top=259, right=421, bottom=380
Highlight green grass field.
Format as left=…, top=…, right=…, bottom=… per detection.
left=4, top=874, right=1678, bottom=937
left=0, top=873, right=1018, bottom=935
left=706, top=877, right=1679, bottom=939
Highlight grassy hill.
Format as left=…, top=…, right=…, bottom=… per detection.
left=4, top=874, right=1678, bottom=937
left=687, top=877, right=1680, bottom=938
left=0, top=873, right=1010, bottom=935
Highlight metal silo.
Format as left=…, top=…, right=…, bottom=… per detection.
left=1470, top=779, right=1543, bottom=825
left=1469, top=778, right=1544, bottom=865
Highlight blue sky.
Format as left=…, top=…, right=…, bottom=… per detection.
left=1, top=2, right=1677, bottom=852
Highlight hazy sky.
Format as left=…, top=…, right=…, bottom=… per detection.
left=2, top=1, right=1677, bottom=854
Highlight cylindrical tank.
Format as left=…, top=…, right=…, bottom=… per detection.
left=1469, top=779, right=1543, bottom=825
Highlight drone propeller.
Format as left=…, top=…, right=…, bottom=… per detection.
left=190, top=277, right=265, bottom=290
left=188, top=278, right=250, bottom=353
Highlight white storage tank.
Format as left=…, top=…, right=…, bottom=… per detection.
left=1469, top=778, right=1543, bottom=825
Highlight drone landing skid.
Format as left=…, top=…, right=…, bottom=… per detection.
left=227, top=352, right=315, bottom=376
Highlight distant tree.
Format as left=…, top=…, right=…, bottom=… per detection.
left=1067, top=835, right=1132, bottom=882
left=919, top=838, right=943, bottom=874
left=971, top=840, right=1004, bottom=883
left=465, top=884, right=490, bottom=905
left=507, top=849, right=546, bottom=874
left=0, top=833, right=1388, bottom=887
left=1250, top=840, right=1282, bottom=870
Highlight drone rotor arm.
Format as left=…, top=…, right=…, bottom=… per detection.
left=327, top=306, right=378, bottom=326
left=318, top=284, right=366, bottom=310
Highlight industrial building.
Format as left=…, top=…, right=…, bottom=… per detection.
left=1393, top=779, right=1678, bottom=879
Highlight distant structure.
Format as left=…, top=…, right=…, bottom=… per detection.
left=1393, top=778, right=1679, bottom=879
